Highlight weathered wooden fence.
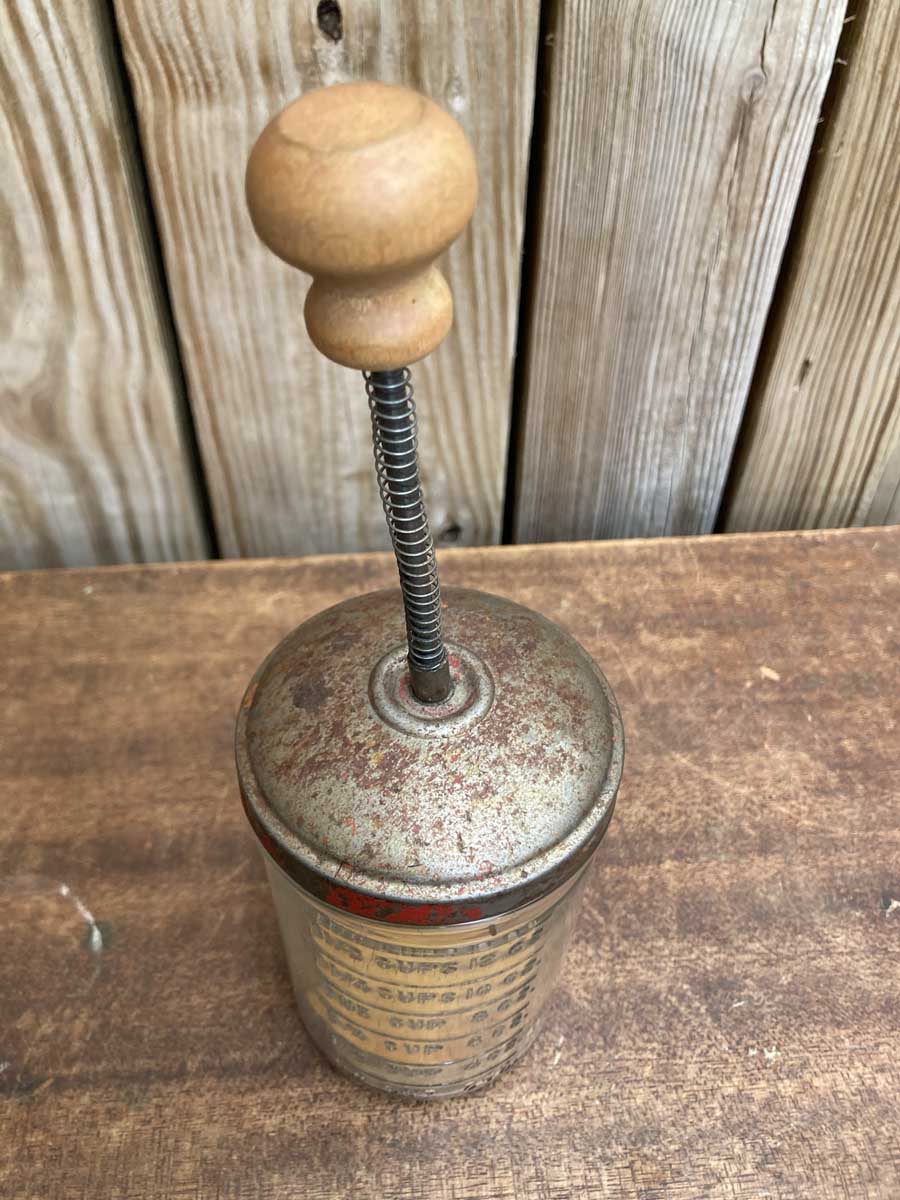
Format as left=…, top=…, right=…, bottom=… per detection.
left=2, top=0, right=897, bottom=569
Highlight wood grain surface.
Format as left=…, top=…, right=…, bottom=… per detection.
left=725, top=1, right=900, bottom=531
left=513, top=0, right=846, bottom=544
left=0, top=1, right=207, bottom=569
left=1, top=529, right=898, bottom=1199
left=115, top=0, right=539, bottom=557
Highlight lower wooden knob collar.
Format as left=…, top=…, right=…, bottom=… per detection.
left=305, top=266, right=452, bottom=371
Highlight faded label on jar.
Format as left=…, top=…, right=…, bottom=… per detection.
left=304, top=888, right=576, bottom=1090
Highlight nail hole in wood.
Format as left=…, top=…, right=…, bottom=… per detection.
left=316, top=0, right=343, bottom=42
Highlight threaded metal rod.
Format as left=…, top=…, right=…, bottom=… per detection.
left=366, top=368, right=451, bottom=703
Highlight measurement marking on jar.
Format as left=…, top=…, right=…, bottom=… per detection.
left=316, top=996, right=532, bottom=1050
left=312, top=912, right=556, bottom=959
left=311, top=933, right=542, bottom=990
left=317, top=954, right=539, bottom=1018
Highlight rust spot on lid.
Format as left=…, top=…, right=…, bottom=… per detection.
left=292, top=673, right=329, bottom=712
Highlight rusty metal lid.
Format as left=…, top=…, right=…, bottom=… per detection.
left=236, top=587, right=623, bottom=924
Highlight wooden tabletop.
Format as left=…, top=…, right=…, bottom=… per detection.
left=1, top=529, right=898, bottom=1200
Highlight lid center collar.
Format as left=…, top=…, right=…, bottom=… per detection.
left=369, top=641, right=495, bottom=737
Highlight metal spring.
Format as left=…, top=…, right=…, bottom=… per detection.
left=365, top=368, right=451, bottom=703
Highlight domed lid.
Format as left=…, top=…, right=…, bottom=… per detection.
left=236, top=587, right=623, bottom=924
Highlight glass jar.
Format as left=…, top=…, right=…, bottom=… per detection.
left=238, top=587, right=623, bottom=1098
left=263, top=854, right=589, bottom=1098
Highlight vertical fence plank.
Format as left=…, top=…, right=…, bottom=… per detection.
left=724, top=1, right=900, bottom=531
left=0, top=1, right=207, bottom=569
left=513, top=0, right=845, bottom=544
left=114, top=1, right=539, bottom=557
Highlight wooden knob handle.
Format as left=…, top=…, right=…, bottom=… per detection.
left=246, top=81, right=478, bottom=370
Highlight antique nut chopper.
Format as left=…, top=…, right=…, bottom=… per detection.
left=236, top=81, right=624, bottom=1098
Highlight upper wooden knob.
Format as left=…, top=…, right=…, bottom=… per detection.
left=246, top=81, right=478, bottom=370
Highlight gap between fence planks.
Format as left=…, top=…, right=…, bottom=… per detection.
left=115, top=0, right=539, bottom=558
left=724, top=0, right=900, bottom=531
left=0, top=1, right=207, bottom=569
left=512, top=0, right=846, bottom=544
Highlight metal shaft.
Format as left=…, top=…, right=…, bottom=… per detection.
left=366, top=368, right=451, bottom=703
